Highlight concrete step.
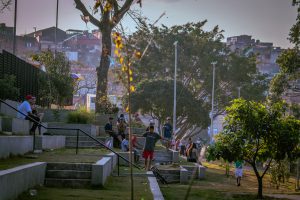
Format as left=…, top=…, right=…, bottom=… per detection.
left=46, top=170, right=92, bottom=179
left=65, top=136, right=107, bottom=142
left=45, top=178, right=91, bottom=188
left=46, top=163, right=92, bottom=171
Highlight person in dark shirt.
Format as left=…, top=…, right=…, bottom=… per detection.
left=104, top=117, right=120, bottom=148
left=162, top=117, right=173, bottom=150
left=142, top=125, right=164, bottom=171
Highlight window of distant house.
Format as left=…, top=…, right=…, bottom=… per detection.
left=26, top=42, right=32, bottom=47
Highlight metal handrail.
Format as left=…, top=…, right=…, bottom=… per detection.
left=0, top=99, right=141, bottom=171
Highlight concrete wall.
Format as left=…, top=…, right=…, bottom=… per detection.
left=46, top=122, right=97, bottom=136
left=0, top=136, right=33, bottom=159
left=0, top=162, right=46, bottom=200
left=147, top=171, right=165, bottom=200
left=91, top=157, right=112, bottom=186
left=35, top=136, right=65, bottom=150
left=117, top=152, right=134, bottom=166
left=11, top=118, right=31, bottom=135
left=0, top=100, right=20, bottom=118
left=104, top=153, right=117, bottom=170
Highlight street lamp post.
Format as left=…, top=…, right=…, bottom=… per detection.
left=55, top=0, right=59, bottom=54
left=210, top=61, right=217, bottom=143
left=13, top=0, right=18, bottom=54
left=173, top=41, right=178, bottom=138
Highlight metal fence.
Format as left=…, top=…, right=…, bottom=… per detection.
left=0, top=50, right=44, bottom=105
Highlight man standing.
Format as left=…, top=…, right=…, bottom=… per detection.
left=142, top=125, right=163, bottom=171
left=17, top=95, right=40, bottom=135
left=162, top=117, right=173, bottom=150
left=105, top=117, right=120, bottom=148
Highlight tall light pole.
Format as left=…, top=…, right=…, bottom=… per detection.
left=12, top=0, right=18, bottom=54
left=173, top=41, right=178, bottom=138
left=55, top=0, right=59, bottom=53
left=210, top=61, right=217, bottom=143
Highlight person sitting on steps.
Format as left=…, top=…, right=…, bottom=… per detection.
left=17, top=95, right=41, bottom=135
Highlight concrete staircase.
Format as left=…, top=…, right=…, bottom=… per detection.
left=45, top=162, right=92, bottom=188
left=65, top=136, right=111, bottom=148
left=139, top=150, right=174, bottom=164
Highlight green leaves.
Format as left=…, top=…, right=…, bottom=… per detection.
left=208, top=99, right=300, bottom=164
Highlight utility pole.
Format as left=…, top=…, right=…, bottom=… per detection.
left=210, top=61, right=217, bottom=143
left=13, top=0, right=18, bottom=54
left=173, top=41, right=178, bottom=138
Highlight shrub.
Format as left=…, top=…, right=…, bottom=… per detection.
left=67, top=108, right=93, bottom=124
left=0, top=75, right=19, bottom=100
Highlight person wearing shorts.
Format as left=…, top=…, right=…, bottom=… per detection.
left=142, top=125, right=163, bottom=171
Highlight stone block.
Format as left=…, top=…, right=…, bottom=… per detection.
left=0, top=100, right=20, bottom=118
left=170, top=149, right=179, bottom=163
left=12, top=118, right=31, bottom=135
left=147, top=171, right=165, bottom=200
left=0, top=136, right=33, bottom=158
left=1, top=117, right=12, bottom=132
left=91, top=157, right=112, bottom=186
left=35, top=136, right=66, bottom=150
left=105, top=152, right=117, bottom=169
left=0, top=162, right=46, bottom=200
left=0, top=117, right=2, bottom=132
left=180, top=168, right=189, bottom=184
left=198, top=165, right=206, bottom=179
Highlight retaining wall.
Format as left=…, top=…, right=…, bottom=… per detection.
left=0, top=136, right=33, bottom=159
left=0, top=162, right=46, bottom=200
left=35, top=136, right=66, bottom=150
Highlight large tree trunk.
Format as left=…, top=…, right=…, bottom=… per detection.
left=257, top=176, right=263, bottom=199
left=96, top=27, right=112, bottom=113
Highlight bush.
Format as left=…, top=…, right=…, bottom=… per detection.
left=67, top=109, right=93, bottom=124
left=0, top=75, right=19, bottom=100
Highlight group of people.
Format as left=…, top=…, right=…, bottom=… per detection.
left=17, top=95, right=43, bottom=135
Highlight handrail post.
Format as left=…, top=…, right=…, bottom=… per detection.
left=33, top=131, right=36, bottom=152
left=76, top=129, right=79, bottom=155
left=118, top=154, right=120, bottom=176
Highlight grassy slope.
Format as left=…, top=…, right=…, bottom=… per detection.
left=160, top=161, right=300, bottom=200
left=16, top=175, right=153, bottom=200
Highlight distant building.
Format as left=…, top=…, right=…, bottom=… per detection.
left=226, top=35, right=282, bottom=77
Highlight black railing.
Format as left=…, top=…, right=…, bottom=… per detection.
left=0, top=99, right=141, bottom=174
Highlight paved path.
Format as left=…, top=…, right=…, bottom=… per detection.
left=266, top=194, right=300, bottom=200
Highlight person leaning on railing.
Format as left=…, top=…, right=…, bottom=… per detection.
left=17, top=95, right=41, bottom=135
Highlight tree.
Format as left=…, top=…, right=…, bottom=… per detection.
left=0, top=0, right=11, bottom=12
left=207, top=99, right=300, bottom=199
left=32, top=51, right=74, bottom=107
left=0, top=74, right=19, bottom=100
left=130, top=80, right=210, bottom=137
left=74, top=0, right=141, bottom=113
left=128, top=21, right=268, bottom=139
left=269, top=1, right=300, bottom=103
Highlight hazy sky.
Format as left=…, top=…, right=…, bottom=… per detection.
left=0, top=0, right=297, bottom=48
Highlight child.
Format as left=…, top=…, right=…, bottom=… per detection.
left=235, top=160, right=243, bottom=186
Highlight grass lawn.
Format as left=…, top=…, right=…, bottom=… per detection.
left=16, top=175, right=153, bottom=200
left=160, top=161, right=300, bottom=200
left=0, top=148, right=113, bottom=170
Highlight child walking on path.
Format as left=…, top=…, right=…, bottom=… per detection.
left=235, top=160, right=243, bottom=186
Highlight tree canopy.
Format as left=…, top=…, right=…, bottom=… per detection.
left=32, top=51, right=74, bottom=106
left=207, top=99, right=300, bottom=199
left=130, top=79, right=210, bottom=137
left=127, top=21, right=268, bottom=139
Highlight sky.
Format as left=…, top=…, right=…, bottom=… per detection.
left=0, top=0, right=298, bottom=48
